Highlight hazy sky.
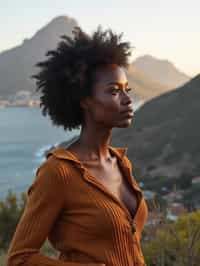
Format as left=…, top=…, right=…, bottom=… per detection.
left=0, top=0, right=199, bottom=76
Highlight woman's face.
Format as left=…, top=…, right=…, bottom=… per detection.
left=81, top=64, right=134, bottom=128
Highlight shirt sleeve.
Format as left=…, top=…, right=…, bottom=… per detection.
left=6, top=161, right=104, bottom=266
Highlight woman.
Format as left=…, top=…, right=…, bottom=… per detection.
left=6, top=26, right=148, bottom=266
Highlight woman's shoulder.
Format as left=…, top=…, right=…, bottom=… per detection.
left=35, top=146, right=80, bottom=180
left=27, top=148, right=76, bottom=197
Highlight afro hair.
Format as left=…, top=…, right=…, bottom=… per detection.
left=32, top=25, right=132, bottom=131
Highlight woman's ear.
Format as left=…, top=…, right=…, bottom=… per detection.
left=80, top=96, right=91, bottom=110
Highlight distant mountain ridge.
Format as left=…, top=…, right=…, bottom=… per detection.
left=127, top=65, right=169, bottom=101
left=0, top=15, right=191, bottom=102
left=0, top=16, right=79, bottom=100
left=133, top=55, right=190, bottom=89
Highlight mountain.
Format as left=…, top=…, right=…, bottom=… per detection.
left=0, top=16, right=79, bottom=100
left=0, top=15, right=191, bottom=103
left=126, top=65, right=169, bottom=101
left=133, top=55, right=190, bottom=89
left=111, top=74, right=200, bottom=180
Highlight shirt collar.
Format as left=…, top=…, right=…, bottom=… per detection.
left=46, top=145, right=128, bottom=163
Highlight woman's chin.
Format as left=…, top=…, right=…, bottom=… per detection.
left=115, top=118, right=133, bottom=128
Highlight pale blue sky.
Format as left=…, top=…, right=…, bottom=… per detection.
left=0, top=0, right=199, bottom=76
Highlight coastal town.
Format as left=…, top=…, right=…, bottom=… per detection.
left=140, top=174, right=200, bottom=224
left=0, top=90, right=40, bottom=108
left=0, top=99, right=40, bottom=108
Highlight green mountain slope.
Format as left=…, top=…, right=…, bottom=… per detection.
left=112, top=74, right=200, bottom=179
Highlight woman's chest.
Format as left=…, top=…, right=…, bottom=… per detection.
left=81, top=161, right=139, bottom=219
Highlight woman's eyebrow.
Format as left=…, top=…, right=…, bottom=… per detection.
left=106, top=81, right=128, bottom=87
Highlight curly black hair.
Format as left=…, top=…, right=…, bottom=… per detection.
left=32, top=25, right=132, bottom=131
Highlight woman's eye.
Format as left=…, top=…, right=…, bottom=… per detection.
left=111, top=88, right=120, bottom=94
left=126, top=87, right=133, bottom=93
left=110, top=87, right=133, bottom=95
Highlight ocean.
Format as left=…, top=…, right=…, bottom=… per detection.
left=0, top=101, right=143, bottom=200
left=0, top=107, right=80, bottom=200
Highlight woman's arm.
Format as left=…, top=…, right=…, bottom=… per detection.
left=6, top=162, right=104, bottom=266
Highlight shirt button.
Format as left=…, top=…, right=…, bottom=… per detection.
left=131, top=222, right=136, bottom=233
left=131, top=225, right=136, bottom=234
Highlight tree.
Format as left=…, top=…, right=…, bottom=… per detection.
left=142, top=210, right=200, bottom=266
left=0, top=190, right=26, bottom=250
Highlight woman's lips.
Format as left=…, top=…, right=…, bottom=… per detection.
left=122, top=110, right=134, bottom=118
left=124, top=112, right=134, bottom=118
left=119, top=107, right=134, bottom=119
left=120, top=107, right=134, bottom=114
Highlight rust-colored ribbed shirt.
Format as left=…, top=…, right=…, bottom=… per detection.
left=6, top=146, right=148, bottom=266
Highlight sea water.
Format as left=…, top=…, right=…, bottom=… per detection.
left=0, top=101, right=144, bottom=200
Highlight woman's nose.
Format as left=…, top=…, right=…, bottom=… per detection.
left=121, top=90, right=133, bottom=105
